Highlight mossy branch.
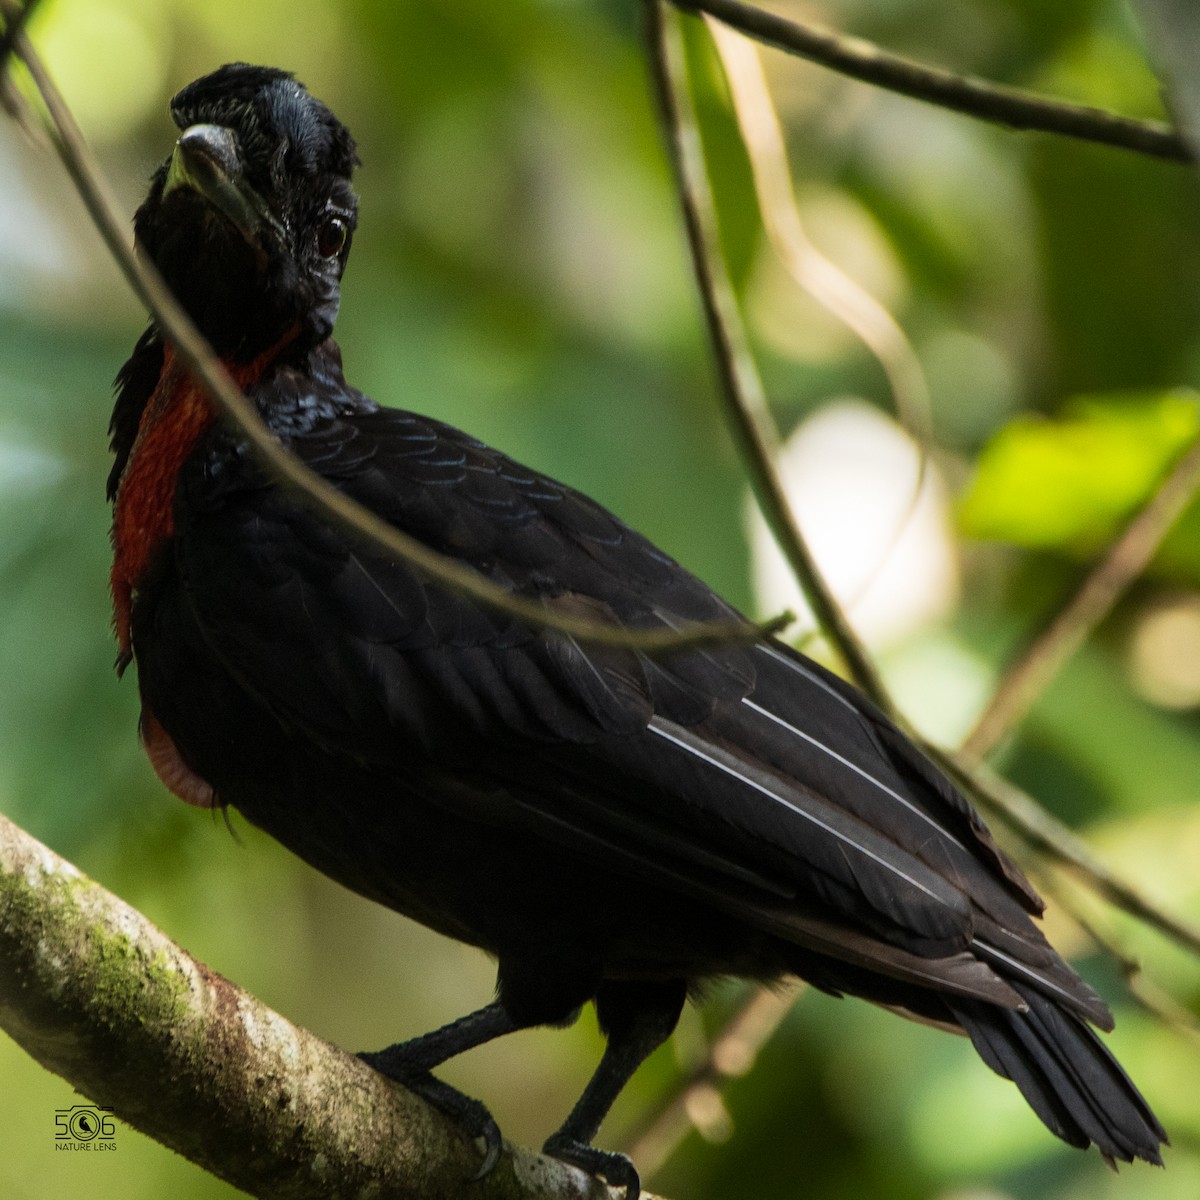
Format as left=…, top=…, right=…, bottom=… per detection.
left=0, top=811, right=658, bottom=1200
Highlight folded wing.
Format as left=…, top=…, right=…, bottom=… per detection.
left=172, top=400, right=1107, bottom=1030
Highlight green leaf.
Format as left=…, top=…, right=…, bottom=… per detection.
left=958, top=389, right=1200, bottom=550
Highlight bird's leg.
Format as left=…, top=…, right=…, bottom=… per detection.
left=362, top=1000, right=518, bottom=1076
left=360, top=1000, right=520, bottom=1177
left=544, top=979, right=687, bottom=1200
left=361, top=959, right=596, bottom=1180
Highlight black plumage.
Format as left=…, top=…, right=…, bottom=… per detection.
left=110, top=64, right=1166, bottom=1196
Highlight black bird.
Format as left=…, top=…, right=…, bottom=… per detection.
left=111, top=64, right=1166, bottom=1196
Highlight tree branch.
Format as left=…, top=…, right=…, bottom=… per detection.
left=644, top=0, right=891, bottom=708
left=675, top=0, right=1192, bottom=163
left=0, top=811, right=657, bottom=1200
left=5, top=28, right=788, bottom=656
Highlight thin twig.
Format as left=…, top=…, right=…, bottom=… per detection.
left=960, top=423, right=1200, bottom=762
left=0, top=0, right=38, bottom=79
left=707, top=18, right=931, bottom=442
left=936, top=751, right=1200, bottom=959
left=7, top=33, right=789, bottom=655
left=1043, top=872, right=1200, bottom=1045
left=708, top=18, right=934, bottom=641
left=676, top=0, right=1192, bottom=163
left=645, top=0, right=891, bottom=707
left=0, top=0, right=42, bottom=141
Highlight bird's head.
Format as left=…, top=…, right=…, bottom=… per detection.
left=134, top=63, right=358, bottom=359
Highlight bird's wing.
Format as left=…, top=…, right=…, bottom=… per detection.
left=170, top=403, right=1104, bottom=1020
left=175, top=404, right=749, bottom=752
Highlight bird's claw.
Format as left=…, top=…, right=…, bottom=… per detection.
left=469, top=1115, right=503, bottom=1181
left=543, top=1132, right=641, bottom=1200
left=359, top=1051, right=503, bottom=1179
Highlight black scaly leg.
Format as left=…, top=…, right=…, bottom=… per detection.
left=361, top=959, right=596, bottom=1179
left=360, top=1000, right=519, bottom=1178
left=544, top=979, right=688, bottom=1200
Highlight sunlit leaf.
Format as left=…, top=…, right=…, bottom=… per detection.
left=958, top=390, right=1200, bottom=551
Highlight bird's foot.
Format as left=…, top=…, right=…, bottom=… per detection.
left=359, top=1049, right=503, bottom=1179
left=543, top=1131, right=641, bottom=1200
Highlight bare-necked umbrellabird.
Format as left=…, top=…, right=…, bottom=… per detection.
left=110, top=63, right=1167, bottom=1197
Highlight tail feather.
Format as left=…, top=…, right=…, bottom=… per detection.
left=949, top=983, right=1167, bottom=1166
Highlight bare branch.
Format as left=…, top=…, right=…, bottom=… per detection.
left=7, top=31, right=789, bottom=656
left=675, top=0, right=1192, bottom=163
left=960, top=424, right=1200, bottom=762
left=644, top=0, right=891, bottom=707
left=0, top=812, right=655, bottom=1200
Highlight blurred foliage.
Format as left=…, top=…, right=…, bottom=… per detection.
left=959, top=390, right=1200, bottom=553
left=2, top=1, right=1200, bottom=1198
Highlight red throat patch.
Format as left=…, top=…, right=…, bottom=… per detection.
left=110, top=346, right=214, bottom=661
left=112, top=329, right=299, bottom=809
left=110, top=332, right=297, bottom=661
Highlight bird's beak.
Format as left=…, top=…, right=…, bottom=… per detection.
left=164, top=124, right=283, bottom=247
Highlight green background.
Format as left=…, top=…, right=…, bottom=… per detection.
left=1, top=1, right=1199, bottom=1197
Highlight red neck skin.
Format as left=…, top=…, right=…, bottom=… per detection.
left=110, top=331, right=298, bottom=668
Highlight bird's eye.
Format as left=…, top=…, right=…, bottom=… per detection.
left=317, top=215, right=348, bottom=258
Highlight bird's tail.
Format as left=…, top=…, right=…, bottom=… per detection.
left=948, top=981, right=1167, bottom=1166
